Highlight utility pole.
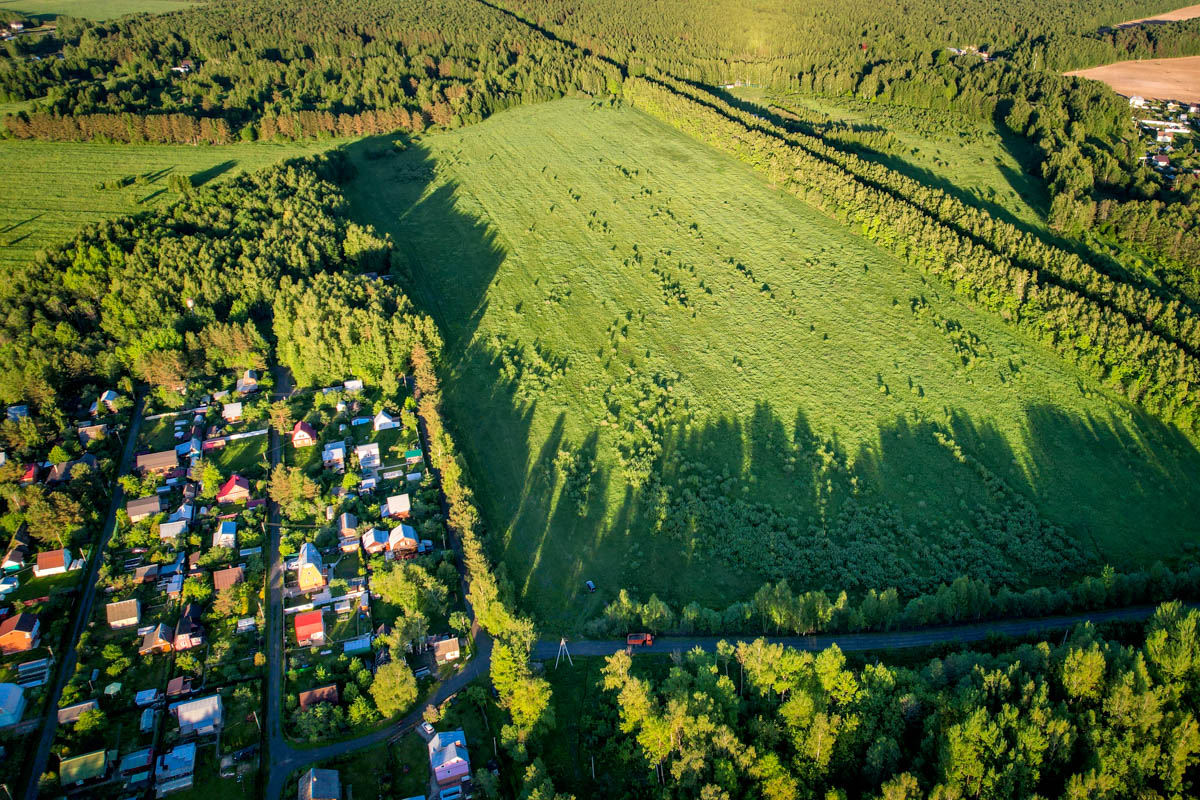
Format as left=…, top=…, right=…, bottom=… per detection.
left=555, top=637, right=573, bottom=669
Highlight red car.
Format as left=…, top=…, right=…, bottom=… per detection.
left=626, top=633, right=654, bottom=647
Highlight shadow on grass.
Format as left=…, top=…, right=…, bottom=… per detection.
left=334, top=129, right=1200, bottom=638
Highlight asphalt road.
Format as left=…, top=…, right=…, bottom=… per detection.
left=22, top=396, right=146, bottom=800
left=528, top=604, right=1185, bottom=660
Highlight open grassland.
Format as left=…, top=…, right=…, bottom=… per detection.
left=344, top=98, right=1200, bottom=630
left=740, top=89, right=1053, bottom=235
left=0, top=0, right=196, bottom=20
left=1066, top=55, right=1200, bottom=102
left=0, top=139, right=336, bottom=268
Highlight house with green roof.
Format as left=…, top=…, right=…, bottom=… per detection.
left=59, top=749, right=110, bottom=785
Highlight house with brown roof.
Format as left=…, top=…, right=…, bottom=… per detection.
left=137, top=450, right=178, bottom=476
left=433, top=636, right=461, bottom=665
left=298, top=684, right=339, bottom=712
left=106, top=599, right=141, bottom=629
left=33, top=548, right=72, bottom=577
left=292, top=421, right=318, bottom=448
left=78, top=424, right=107, bottom=446
left=213, top=566, right=244, bottom=593
left=139, top=623, right=172, bottom=656
left=0, top=613, right=39, bottom=654
left=166, top=676, right=192, bottom=697
left=46, top=454, right=96, bottom=485
left=127, top=495, right=164, bottom=523
left=173, top=604, right=204, bottom=651
left=215, top=474, right=250, bottom=505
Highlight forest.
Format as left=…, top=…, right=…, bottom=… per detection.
left=579, top=602, right=1200, bottom=800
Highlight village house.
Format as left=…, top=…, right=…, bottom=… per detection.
left=338, top=512, right=357, bottom=538
left=322, top=440, right=346, bottom=472
left=0, top=683, right=25, bottom=727
left=296, top=542, right=326, bottom=591
left=1154, top=154, right=1170, bottom=167
left=404, top=448, right=423, bottom=465
left=382, top=493, right=411, bottom=519
left=46, top=454, right=97, bottom=485
left=429, top=729, right=471, bottom=788
left=221, top=402, right=243, bottom=423
left=433, top=635, right=461, bottom=665
left=1130, top=95, right=1146, bottom=108
left=18, top=464, right=37, bottom=486
left=292, top=420, right=318, bottom=447
left=57, top=699, right=99, bottom=725
left=155, top=742, right=196, bottom=794
left=213, top=520, right=237, bottom=549
left=137, top=450, right=178, bottom=476
left=215, top=474, right=251, bottom=504
left=33, top=548, right=72, bottom=577
left=159, top=519, right=188, bottom=541
left=294, top=610, right=326, bottom=646
left=344, top=379, right=364, bottom=392
left=173, top=603, right=205, bottom=650
left=173, top=694, right=223, bottom=736
left=1158, top=130, right=1175, bottom=144
left=106, top=599, right=141, bottom=629
left=2, top=525, right=31, bottom=572
left=127, top=494, right=164, bottom=523
left=213, top=565, right=244, bottom=593
left=355, top=442, right=381, bottom=471
left=388, top=524, right=419, bottom=558
left=372, top=409, right=400, bottom=432
left=235, top=369, right=259, bottom=395
left=78, top=423, right=107, bottom=446
left=90, top=389, right=120, bottom=416
left=167, top=676, right=192, bottom=698
left=362, top=528, right=388, bottom=554
left=298, top=767, right=341, bottom=800
left=59, top=750, right=110, bottom=787
left=298, top=684, right=339, bottom=712
left=134, top=564, right=160, bottom=585
left=0, top=613, right=40, bottom=655
left=139, top=623, right=172, bottom=655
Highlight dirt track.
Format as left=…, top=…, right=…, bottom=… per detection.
left=1066, top=56, right=1200, bottom=103
left=1114, top=3, right=1200, bottom=27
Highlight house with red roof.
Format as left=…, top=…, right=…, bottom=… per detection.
left=292, top=421, right=318, bottom=448
left=294, top=610, right=326, bottom=646
left=215, top=474, right=250, bottom=504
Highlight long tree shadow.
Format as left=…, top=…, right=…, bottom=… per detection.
left=334, top=123, right=1200, bottom=638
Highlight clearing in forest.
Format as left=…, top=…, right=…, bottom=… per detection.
left=0, top=139, right=335, bottom=268
left=344, top=98, right=1200, bottom=629
left=1066, top=55, right=1200, bottom=103
left=0, top=0, right=195, bottom=20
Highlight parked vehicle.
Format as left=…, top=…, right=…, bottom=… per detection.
left=627, top=633, right=654, bottom=646
left=585, top=580, right=596, bottom=593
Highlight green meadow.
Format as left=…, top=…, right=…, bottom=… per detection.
left=344, top=98, right=1200, bottom=630
left=0, top=0, right=195, bottom=20
left=0, top=139, right=335, bottom=268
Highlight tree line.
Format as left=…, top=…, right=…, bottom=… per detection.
left=622, top=74, right=1200, bottom=435
left=0, top=0, right=620, bottom=143
left=590, top=601, right=1200, bottom=799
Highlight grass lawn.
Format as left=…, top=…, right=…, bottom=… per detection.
left=0, top=139, right=337, bottom=269
left=139, top=416, right=182, bottom=452
left=211, top=435, right=269, bottom=477
left=343, top=98, right=1200, bottom=630
left=6, top=568, right=79, bottom=602
left=0, top=0, right=197, bottom=19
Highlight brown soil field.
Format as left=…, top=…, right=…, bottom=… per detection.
left=1113, top=3, right=1200, bottom=27
left=1066, top=56, right=1200, bottom=103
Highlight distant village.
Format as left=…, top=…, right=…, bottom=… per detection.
left=1128, top=94, right=1199, bottom=184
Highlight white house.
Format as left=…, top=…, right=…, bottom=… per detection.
left=373, top=410, right=400, bottom=432
left=33, top=548, right=72, bottom=577
left=172, top=694, right=223, bottom=736
left=221, top=402, right=243, bottom=422
left=322, top=440, right=346, bottom=472
left=382, top=493, right=411, bottom=518
left=355, top=442, right=381, bottom=471
left=1130, top=95, right=1146, bottom=108
left=159, top=520, right=188, bottom=541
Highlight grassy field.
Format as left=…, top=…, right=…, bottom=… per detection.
left=737, top=89, right=1053, bottom=234
left=344, top=98, right=1200, bottom=630
left=0, top=0, right=196, bottom=20
left=0, top=139, right=336, bottom=269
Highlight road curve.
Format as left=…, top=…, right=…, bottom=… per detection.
left=22, top=396, right=146, bottom=800
left=529, top=603, right=1185, bottom=660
